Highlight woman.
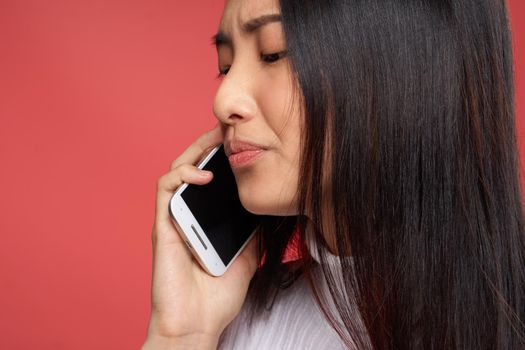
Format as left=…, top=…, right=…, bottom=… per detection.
left=142, top=0, right=525, bottom=348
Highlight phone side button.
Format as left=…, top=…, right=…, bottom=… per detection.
left=185, top=240, right=193, bottom=249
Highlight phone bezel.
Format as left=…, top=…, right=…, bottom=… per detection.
left=168, top=144, right=257, bottom=277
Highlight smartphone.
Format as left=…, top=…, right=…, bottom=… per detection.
left=168, top=144, right=262, bottom=276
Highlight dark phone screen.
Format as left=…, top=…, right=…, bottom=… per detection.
left=180, top=144, right=261, bottom=266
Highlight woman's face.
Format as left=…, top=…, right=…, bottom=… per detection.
left=212, top=0, right=302, bottom=216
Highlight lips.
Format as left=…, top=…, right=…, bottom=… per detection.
left=224, top=139, right=267, bottom=168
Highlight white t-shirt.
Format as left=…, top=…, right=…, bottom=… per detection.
left=217, top=233, right=361, bottom=349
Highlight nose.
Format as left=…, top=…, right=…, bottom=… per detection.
left=212, top=63, right=257, bottom=126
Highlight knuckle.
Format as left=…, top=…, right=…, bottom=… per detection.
left=170, top=159, right=179, bottom=170
left=200, top=129, right=212, bottom=141
left=177, top=163, right=196, bottom=174
left=197, top=131, right=214, bottom=150
left=156, top=175, right=166, bottom=189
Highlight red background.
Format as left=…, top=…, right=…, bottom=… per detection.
left=0, top=1, right=523, bottom=349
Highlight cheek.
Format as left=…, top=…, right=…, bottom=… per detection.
left=236, top=65, right=302, bottom=215
left=259, top=83, right=302, bottom=163
left=259, top=66, right=300, bottom=136
left=236, top=109, right=300, bottom=215
left=235, top=145, right=300, bottom=216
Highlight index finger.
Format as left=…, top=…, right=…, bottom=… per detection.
left=170, top=123, right=223, bottom=170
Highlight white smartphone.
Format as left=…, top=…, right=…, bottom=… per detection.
left=168, top=144, right=262, bottom=276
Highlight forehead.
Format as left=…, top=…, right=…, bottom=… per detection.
left=219, top=0, right=280, bottom=32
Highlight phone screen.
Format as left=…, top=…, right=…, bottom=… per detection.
left=180, top=144, right=261, bottom=266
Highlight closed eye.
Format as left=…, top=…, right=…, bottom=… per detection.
left=261, top=50, right=287, bottom=63
left=216, top=50, right=288, bottom=78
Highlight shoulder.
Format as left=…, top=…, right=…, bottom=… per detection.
left=217, top=263, right=347, bottom=350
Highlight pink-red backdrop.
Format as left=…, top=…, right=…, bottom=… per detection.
left=0, top=1, right=523, bottom=349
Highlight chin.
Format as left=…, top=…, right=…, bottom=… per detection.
left=237, top=187, right=271, bottom=214
left=237, top=185, right=297, bottom=216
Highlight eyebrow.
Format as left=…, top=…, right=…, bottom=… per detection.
left=210, top=13, right=282, bottom=48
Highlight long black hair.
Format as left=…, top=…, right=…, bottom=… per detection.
left=247, top=0, right=525, bottom=348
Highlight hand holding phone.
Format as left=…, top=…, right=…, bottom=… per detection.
left=169, top=143, right=262, bottom=276
left=143, top=124, right=261, bottom=348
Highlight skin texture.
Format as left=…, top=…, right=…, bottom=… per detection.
left=142, top=0, right=305, bottom=348
left=213, top=0, right=302, bottom=216
left=142, top=125, right=259, bottom=350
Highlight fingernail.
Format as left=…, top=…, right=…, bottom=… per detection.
left=198, top=170, right=212, bottom=177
